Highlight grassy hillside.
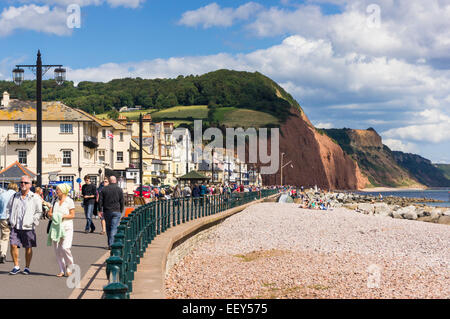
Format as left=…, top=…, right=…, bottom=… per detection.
left=96, top=109, right=157, bottom=120
left=0, top=69, right=300, bottom=123
left=322, top=129, right=422, bottom=187
left=151, top=105, right=208, bottom=120
left=212, top=107, right=280, bottom=128
left=434, top=164, right=450, bottom=180
left=392, top=152, right=450, bottom=187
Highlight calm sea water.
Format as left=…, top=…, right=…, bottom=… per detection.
left=354, top=188, right=450, bottom=208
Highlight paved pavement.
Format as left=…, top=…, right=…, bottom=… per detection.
left=0, top=202, right=109, bottom=299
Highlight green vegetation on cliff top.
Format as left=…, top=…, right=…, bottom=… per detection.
left=0, top=69, right=300, bottom=124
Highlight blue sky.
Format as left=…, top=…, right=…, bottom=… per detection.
left=1, top=0, right=449, bottom=163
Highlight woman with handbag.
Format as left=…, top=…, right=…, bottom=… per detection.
left=47, top=184, right=75, bottom=277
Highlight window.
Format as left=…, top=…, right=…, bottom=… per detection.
left=14, top=123, right=31, bottom=138
left=98, top=150, right=105, bottom=163
left=120, top=132, right=124, bottom=141
left=102, top=129, right=106, bottom=138
left=18, top=150, right=27, bottom=165
left=117, top=151, right=124, bottom=162
left=60, top=123, right=73, bottom=134
left=62, top=150, right=71, bottom=166
left=84, top=149, right=91, bottom=159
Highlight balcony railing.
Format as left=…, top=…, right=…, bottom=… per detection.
left=83, top=135, right=99, bottom=148
left=7, top=133, right=36, bottom=143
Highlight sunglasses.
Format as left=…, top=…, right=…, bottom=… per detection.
left=20, top=182, right=30, bottom=185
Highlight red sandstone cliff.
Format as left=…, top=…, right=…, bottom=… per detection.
left=260, top=107, right=369, bottom=190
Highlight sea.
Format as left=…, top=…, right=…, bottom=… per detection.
left=355, top=188, right=450, bottom=208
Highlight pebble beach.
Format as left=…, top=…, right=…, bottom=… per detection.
left=165, top=202, right=450, bottom=299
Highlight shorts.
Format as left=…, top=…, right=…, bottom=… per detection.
left=10, top=228, right=37, bottom=248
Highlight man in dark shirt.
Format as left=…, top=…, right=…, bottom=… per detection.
left=98, top=176, right=124, bottom=249
left=81, top=175, right=96, bottom=233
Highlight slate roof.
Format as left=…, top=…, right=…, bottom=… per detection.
left=0, top=161, right=37, bottom=181
left=177, top=170, right=210, bottom=180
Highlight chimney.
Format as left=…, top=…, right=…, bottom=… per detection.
left=143, top=113, right=152, bottom=121
left=117, top=114, right=127, bottom=125
left=1, top=91, right=10, bottom=108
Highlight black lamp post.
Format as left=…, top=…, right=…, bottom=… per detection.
left=139, top=113, right=143, bottom=197
left=13, top=50, right=65, bottom=187
left=211, top=147, right=215, bottom=184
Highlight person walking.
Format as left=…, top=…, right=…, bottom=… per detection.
left=98, top=176, right=124, bottom=249
left=0, top=183, right=18, bottom=263
left=35, top=187, right=52, bottom=220
left=81, top=175, right=96, bottom=234
left=47, top=184, right=75, bottom=277
left=7, top=176, right=43, bottom=275
left=96, top=178, right=109, bottom=235
left=192, top=183, right=200, bottom=208
left=183, top=184, right=191, bottom=198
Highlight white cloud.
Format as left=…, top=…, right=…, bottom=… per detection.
left=382, top=108, right=450, bottom=144
left=383, top=139, right=418, bottom=153
left=180, top=1, right=450, bottom=65
left=0, top=5, right=70, bottom=37
left=178, top=2, right=263, bottom=28
left=18, top=0, right=145, bottom=8
left=313, top=122, right=334, bottom=129
left=383, top=124, right=450, bottom=144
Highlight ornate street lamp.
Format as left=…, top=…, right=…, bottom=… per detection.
left=12, top=50, right=65, bottom=187
left=12, top=68, right=24, bottom=85
left=54, top=67, right=66, bottom=86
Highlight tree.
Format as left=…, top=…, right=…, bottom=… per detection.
left=108, top=109, right=120, bottom=120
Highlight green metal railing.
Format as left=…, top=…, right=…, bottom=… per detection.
left=103, top=188, right=280, bottom=299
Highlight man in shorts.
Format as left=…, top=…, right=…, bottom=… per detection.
left=7, top=175, right=42, bottom=275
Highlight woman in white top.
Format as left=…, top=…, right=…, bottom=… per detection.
left=48, top=183, right=75, bottom=277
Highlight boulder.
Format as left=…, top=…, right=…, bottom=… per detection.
left=417, top=216, right=436, bottom=223
left=437, top=215, right=450, bottom=225
left=344, top=203, right=358, bottom=210
left=374, top=203, right=390, bottom=215
left=397, top=205, right=417, bottom=220
left=357, top=203, right=375, bottom=214
left=403, top=211, right=418, bottom=220
left=415, top=208, right=427, bottom=218
left=392, top=211, right=404, bottom=219
left=430, top=209, right=442, bottom=220
left=443, top=210, right=450, bottom=217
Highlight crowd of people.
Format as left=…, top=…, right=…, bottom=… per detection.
left=0, top=175, right=281, bottom=277
left=0, top=174, right=125, bottom=277
left=280, top=185, right=332, bottom=210
left=136, top=182, right=272, bottom=202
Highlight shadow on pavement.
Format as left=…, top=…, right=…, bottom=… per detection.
left=0, top=270, right=55, bottom=277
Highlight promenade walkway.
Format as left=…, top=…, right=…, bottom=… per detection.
left=0, top=202, right=109, bottom=299
left=74, top=193, right=279, bottom=299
